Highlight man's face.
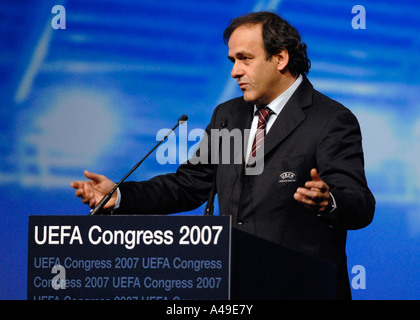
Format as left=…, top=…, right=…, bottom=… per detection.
left=228, top=23, right=284, bottom=105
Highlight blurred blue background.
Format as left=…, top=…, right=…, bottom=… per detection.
left=1, top=0, right=419, bottom=300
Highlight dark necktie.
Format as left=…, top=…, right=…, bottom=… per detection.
left=249, top=106, right=274, bottom=163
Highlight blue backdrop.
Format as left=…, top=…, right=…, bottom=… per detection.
left=1, top=0, right=419, bottom=300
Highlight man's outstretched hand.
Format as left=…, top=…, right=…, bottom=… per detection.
left=70, top=170, right=117, bottom=209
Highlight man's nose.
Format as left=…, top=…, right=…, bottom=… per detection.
left=231, top=62, right=245, bottom=79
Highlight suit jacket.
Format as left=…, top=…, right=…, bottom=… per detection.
left=118, top=76, right=376, bottom=299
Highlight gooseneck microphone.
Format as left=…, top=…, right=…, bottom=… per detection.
left=89, top=114, right=188, bottom=216
left=204, top=118, right=227, bottom=216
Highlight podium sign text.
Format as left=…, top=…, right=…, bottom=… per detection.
left=28, top=215, right=231, bottom=300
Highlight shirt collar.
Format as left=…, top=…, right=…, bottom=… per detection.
left=254, top=74, right=303, bottom=115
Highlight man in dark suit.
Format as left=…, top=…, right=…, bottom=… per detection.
left=71, top=12, right=375, bottom=299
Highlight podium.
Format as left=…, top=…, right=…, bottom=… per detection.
left=27, top=215, right=337, bottom=300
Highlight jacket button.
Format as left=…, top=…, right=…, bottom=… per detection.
left=237, top=219, right=243, bottom=225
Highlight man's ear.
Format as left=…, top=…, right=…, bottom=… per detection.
left=275, top=48, right=289, bottom=73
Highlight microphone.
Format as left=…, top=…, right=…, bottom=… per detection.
left=89, top=114, right=188, bottom=216
left=204, top=118, right=227, bottom=216
left=204, top=183, right=216, bottom=216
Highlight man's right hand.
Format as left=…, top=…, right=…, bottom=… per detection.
left=70, top=170, right=117, bottom=209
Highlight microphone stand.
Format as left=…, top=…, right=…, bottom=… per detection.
left=89, top=115, right=188, bottom=216
left=204, top=118, right=227, bottom=216
left=204, top=173, right=216, bottom=216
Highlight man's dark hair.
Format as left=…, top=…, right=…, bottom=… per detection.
left=223, top=11, right=311, bottom=77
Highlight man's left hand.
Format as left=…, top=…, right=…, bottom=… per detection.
left=294, top=168, right=330, bottom=213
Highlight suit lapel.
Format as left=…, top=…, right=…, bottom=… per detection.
left=230, top=100, right=253, bottom=176
left=262, top=76, right=313, bottom=157
left=226, top=77, right=313, bottom=172
left=234, top=100, right=254, bottom=132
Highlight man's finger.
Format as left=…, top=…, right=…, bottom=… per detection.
left=75, top=188, right=84, bottom=198
left=294, top=191, right=317, bottom=206
left=71, top=181, right=82, bottom=189
left=310, top=168, right=321, bottom=181
left=296, top=187, right=320, bottom=199
left=306, top=169, right=329, bottom=193
left=88, top=198, right=96, bottom=209
left=305, top=180, right=325, bottom=189
left=84, top=170, right=103, bottom=183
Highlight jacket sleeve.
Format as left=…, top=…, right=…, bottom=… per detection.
left=316, top=108, right=375, bottom=230
left=115, top=108, right=219, bottom=215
